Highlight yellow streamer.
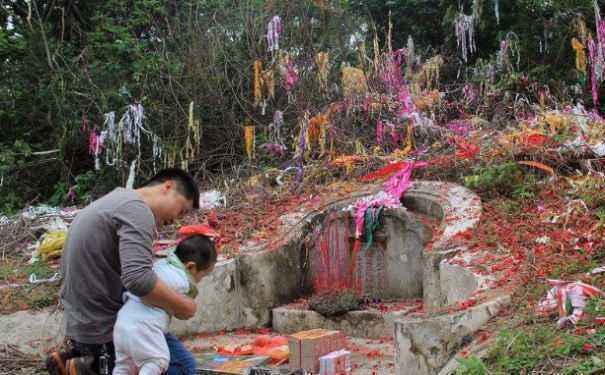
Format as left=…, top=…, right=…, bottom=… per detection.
left=315, top=52, right=330, bottom=94
left=262, top=68, right=275, bottom=99
left=341, top=67, right=368, bottom=97
left=575, top=16, right=588, bottom=46
left=358, top=41, right=368, bottom=70
left=355, top=140, right=367, bottom=157
left=423, top=55, right=444, bottom=90
left=372, top=31, right=381, bottom=75
left=254, top=60, right=263, bottom=107
left=244, top=125, right=256, bottom=160
left=571, top=37, right=587, bottom=74
left=319, top=119, right=327, bottom=157
left=307, top=113, right=329, bottom=156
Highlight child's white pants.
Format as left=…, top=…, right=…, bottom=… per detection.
left=112, top=321, right=169, bottom=375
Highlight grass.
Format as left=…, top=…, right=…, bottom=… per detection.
left=0, top=256, right=60, bottom=314
left=458, top=321, right=605, bottom=374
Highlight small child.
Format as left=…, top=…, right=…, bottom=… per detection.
left=113, top=235, right=216, bottom=375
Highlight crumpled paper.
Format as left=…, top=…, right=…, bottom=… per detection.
left=536, top=279, right=605, bottom=328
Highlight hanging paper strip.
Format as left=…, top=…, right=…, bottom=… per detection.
left=376, top=118, right=384, bottom=145
left=254, top=59, right=263, bottom=107
left=244, top=125, right=256, bottom=160
left=267, top=15, right=282, bottom=52
left=315, top=52, right=330, bottom=94
left=589, top=37, right=599, bottom=106
left=572, top=38, right=587, bottom=74
left=286, top=55, right=298, bottom=96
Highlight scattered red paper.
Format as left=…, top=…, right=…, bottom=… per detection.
left=519, top=133, right=550, bottom=147
left=179, top=224, right=220, bottom=239
left=453, top=137, right=480, bottom=160
left=360, top=161, right=408, bottom=182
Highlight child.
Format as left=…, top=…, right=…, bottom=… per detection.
left=113, top=235, right=216, bottom=374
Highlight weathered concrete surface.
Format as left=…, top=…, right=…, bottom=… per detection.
left=308, top=209, right=428, bottom=300
left=394, top=294, right=510, bottom=375
left=272, top=306, right=389, bottom=338
left=440, top=262, right=480, bottom=306
left=439, top=253, right=493, bottom=306
left=382, top=211, right=426, bottom=299
left=421, top=248, right=460, bottom=310
left=0, top=309, right=63, bottom=355
left=172, top=259, right=243, bottom=335
left=405, top=181, right=482, bottom=251
left=405, top=181, right=482, bottom=310
left=237, top=237, right=309, bottom=327
left=272, top=304, right=413, bottom=339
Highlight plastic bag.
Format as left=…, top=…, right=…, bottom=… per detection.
left=38, top=231, right=66, bottom=260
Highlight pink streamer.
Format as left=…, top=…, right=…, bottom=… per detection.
left=398, top=85, right=415, bottom=116
left=350, top=161, right=427, bottom=238
left=262, top=143, right=287, bottom=157
left=376, top=119, right=384, bottom=145
left=387, top=122, right=400, bottom=145
left=589, top=38, right=599, bottom=106
left=463, top=84, right=477, bottom=103
left=364, top=94, right=373, bottom=115
left=286, top=58, right=298, bottom=94
left=383, top=162, right=414, bottom=200
left=382, top=49, right=406, bottom=94
left=447, top=120, right=471, bottom=137
left=88, top=129, right=100, bottom=156
left=598, top=19, right=605, bottom=52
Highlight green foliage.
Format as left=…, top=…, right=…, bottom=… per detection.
left=47, top=182, right=69, bottom=208
left=596, top=207, right=605, bottom=223
left=463, top=162, right=537, bottom=199
left=0, top=141, right=34, bottom=214
left=23, top=261, right=55, bottom=280
left=568, top=176, right=605, bottom=210
left=456, top=355, right=487, bottom=375
left=480, top=324, right=605, bottom=373
left=486, top=328, right=550, bottom=372
left=70, top=171, right=98, bottom=205
left=48, top=170, right=119, bottom=207
left=561, top=356, right=605, bottom=375
left=30, top=294, right=56, bottom=310
left=585, top=297, right=605, bottom=317
left=1, top=0, right=368, bottom=211
left=553, top=258, right=597, bottom=277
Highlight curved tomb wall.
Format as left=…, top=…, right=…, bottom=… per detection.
left=308, top=210, right=427, bottom=300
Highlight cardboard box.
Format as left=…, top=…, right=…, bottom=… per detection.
left=319, top=350, right=351, bottom=375
left=288, top=329, right=346, bottom=372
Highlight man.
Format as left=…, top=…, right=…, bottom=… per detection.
left=47, top=168, right=200, bottom=374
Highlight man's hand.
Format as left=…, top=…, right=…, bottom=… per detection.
left=141, top=278, right=197, bottom=319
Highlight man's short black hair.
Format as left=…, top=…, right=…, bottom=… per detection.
left=175, top=235, right=217, bottom=271
left=144, top=168, right=200, bottom=209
